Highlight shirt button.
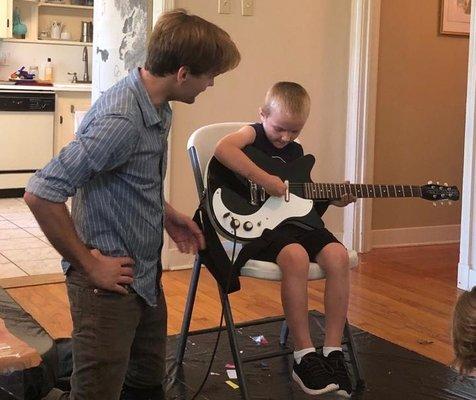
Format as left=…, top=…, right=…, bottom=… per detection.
left=93, top=288, right=99, bottom=294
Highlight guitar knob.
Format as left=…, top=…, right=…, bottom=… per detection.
left=243, top=221, right=253, bottom=231
left=230, top=218, right=240, bottom=229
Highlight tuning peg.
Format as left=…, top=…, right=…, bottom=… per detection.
left=436, top=181, right=440, bottom=185
left=428, top=180, right=433, bottom=184
left=440, top=201, right=444, bottom=206
left=433, top=202, right=437, bottom=207
left=444, top=182, right=448, bottom=186
left=449, top=201, right=453, bottom=206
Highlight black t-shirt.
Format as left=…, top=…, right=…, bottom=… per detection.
left=249, top=123, right=303, bottom=162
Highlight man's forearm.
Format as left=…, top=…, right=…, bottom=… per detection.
left=23, top=192, right=95, bottom=274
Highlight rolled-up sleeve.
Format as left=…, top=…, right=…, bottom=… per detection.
left=26, top=114, right=139, bottom=202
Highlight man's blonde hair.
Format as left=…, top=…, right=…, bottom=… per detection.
left=262, top=82, right=310, bottom=119
left=145, top=9, right=241, bottom=77
left=452, top=287, right=476, bottom=375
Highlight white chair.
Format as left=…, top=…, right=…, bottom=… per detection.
left=174, top=122, right=364, bottom=399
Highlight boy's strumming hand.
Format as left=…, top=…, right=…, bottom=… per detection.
left=262, top=174, right=287, bottom=197
left=86, top=249, right=135, bottom=295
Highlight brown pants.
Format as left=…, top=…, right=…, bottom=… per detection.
left=44, top=267, right=167, bottom=400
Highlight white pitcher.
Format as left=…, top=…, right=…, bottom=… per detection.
left=50, top=21, right=62, bottom=39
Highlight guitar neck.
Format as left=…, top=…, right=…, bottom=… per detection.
left=297, top=183, right=423, bottom=201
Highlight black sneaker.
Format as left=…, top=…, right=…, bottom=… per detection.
left=292, top=352, right=339, bottom=395
left=325, top=351, right=352, bottom=397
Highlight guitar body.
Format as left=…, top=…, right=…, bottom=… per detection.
left=206, top=146, right=323, bottom=242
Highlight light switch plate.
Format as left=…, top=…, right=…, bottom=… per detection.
left=241, top=0, right=253, bottom=16
left=218, top=0, right=232, bottom=14
left=0, top=51, right=10, bottom=66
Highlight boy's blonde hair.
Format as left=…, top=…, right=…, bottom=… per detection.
left=262, top=82, right=311, bottom=120
left=145, top=9, right=241, bottom=77
left=452, top=287, right=476, bottom=375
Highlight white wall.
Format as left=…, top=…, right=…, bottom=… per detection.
left=166, top=0, right=352, bottom=267
left=0, top=41, right=91, bottom=83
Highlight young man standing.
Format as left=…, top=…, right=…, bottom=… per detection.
left=25, top=9, right=241, bottom=400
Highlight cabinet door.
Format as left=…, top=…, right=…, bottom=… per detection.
left=55, top=92, right=91, bottom=155
left=0, top=0, right=13, bottom=38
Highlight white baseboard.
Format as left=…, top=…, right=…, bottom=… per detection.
left=371, top=224, right=460, bottom=248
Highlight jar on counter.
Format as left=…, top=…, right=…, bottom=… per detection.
left=28, top=66, right=39, bottom=79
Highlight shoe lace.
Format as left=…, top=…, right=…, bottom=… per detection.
left=328, top=353, right=351, bottom=380
left=301, top=353, right=334, bottom=375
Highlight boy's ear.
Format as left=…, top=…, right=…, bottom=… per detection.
left=259, top=107, right=267, bottom=121
left=176, top=66, right=190, bottom=83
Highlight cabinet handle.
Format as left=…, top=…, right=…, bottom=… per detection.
left=70, top=105, right=75, bottom=114
left=60, top=116, right=63, bottom=124
left=7, top=19, right=10, bottom=28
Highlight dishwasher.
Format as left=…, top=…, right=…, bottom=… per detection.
left=0, top=91, right=55, bottom=192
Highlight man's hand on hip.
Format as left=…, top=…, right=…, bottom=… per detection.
left=86, top=249, right=134, bottom=295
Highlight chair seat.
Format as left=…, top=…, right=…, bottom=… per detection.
left=240, top=250, right=359, bottom=281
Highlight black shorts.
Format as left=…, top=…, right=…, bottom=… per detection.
left=253, top=224, right=341, bottom=263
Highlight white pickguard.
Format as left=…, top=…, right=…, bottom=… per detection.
left=212, top=188, right=314, bottom=240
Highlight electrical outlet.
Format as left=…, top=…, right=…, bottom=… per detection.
left=241, top=0, right=253, bottom=16
left=218, top=0, right=232, bottom=14
left=0, top=51, right=10, bottom=66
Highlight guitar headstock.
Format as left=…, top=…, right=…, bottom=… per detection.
left=421, top=181, right=460, bottom=203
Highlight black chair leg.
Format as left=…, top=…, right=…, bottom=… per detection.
left=219, top=289, right=251, bottom=400
left=175, top=256, right=202, bottom=366
left=343, top=320, right=365, bottom=392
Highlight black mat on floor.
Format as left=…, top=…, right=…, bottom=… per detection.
left=165, top=311, right=476, bottom=400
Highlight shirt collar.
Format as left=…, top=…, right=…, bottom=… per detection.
left=128, top=67, right=172, bottom=128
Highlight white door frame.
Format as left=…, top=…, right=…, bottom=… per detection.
left=343, top=0, right=381, bottom=252
left=458, top=0, right=476, bottom=290
left=153, top=0, right=175, bottom=269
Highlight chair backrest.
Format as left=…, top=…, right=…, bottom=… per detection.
left=187, top=122, right=249, bottom=197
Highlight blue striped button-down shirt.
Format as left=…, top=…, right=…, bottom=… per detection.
left=26, top=67, right=172, bottom=306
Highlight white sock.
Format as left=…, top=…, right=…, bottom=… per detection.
left=323, top=346, right=342, bottom=357
left=294, top=347, right=316, bottom=364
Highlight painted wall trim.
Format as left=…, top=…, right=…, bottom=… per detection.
left=372, top=224, right=460, bottom=248
left=458, top=0, right=476, bottom=290
left=344, top=0, right=381, bottom=253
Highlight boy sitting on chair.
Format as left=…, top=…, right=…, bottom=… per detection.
left=214, top=82, right=356, bottom=396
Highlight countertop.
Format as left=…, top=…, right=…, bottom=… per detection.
left=0, top=83, right=92, bottom=92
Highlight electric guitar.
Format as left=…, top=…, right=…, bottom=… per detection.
left=206, top=146, right=460, bottom=242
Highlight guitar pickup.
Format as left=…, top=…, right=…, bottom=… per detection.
left=249, top=180, right=259, bottom=205
left=260, top=186, right=266, bottom=202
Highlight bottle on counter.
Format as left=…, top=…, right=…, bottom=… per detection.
left=44, top=58, right=54, bottom=82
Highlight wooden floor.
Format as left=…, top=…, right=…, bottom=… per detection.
left=4, top=243, right=461, bottom=367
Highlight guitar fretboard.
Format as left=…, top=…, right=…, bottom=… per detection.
left=298, top=183, right=423, bottom=200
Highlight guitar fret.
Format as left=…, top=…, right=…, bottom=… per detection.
left=403, top=185, right=412, bottom=197
left=363, top=184, right=368, bottom=198
left=375, top=185, right=381, bottom=197
left=367, top=185, right=374, bottom=197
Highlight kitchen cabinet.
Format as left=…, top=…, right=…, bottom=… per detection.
left=5, top=0, right=92, bottom=47
left=54, top=91, right=90, bottom=154
left=0, top=0, right=13, bottom=38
